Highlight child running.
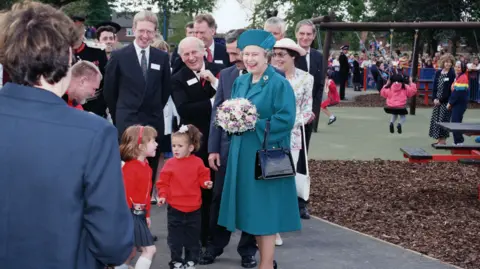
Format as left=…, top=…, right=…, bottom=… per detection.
left=157, top=124, right=213, bottom=269
left=381, top=73, right=417, bottom=134
left=321, top=69, right=340, bottom=125
left=118, top=125, right=158, bottom=269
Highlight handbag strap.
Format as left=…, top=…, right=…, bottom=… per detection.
left=300, top=114, right=309, bottom=176
left=262, top=120, right=270, bottom=149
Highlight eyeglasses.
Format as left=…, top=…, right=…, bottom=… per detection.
left=137, top=29, right=155, bottom=36
left=273, top=52, right=288, bottom=58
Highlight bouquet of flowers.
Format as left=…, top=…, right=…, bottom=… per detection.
left=215, top=98, right=259, bottom=135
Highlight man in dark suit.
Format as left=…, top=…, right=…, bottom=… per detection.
left=171, top=36, right=224, bottom=248
left=339, top=45, right=350, bottom=100
left=171, top=21, right=195, bottom=74
left=294, top=19, right=324, bottom=219
left=104, top=10, right=171, bottom=185
left=194, top=14, right=230, bottom=67
left=0, top=3, right=133, bottom=269
left=200, top=29, right=258, bottom=268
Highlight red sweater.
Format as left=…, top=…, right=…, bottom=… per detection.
left=122, top=159, right=152, bottom=217
left=157, top=155, right=210, bottom=213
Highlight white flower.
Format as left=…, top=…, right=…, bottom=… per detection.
left=178, top=125, right=189, bottom=133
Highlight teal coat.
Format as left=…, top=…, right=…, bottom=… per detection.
left=218, top=65, right=302, bottom=235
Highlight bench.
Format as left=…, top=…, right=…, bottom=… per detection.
left=400, top=147, right=432, bottom=162
left=433, top=144, right=480, bottom=150
left=458, top=159, right=480, bottom=165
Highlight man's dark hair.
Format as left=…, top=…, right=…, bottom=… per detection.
left=185, top=21, right=194, bottom=29
left=225, top=28, right=246, bottom=44
left=96, top=26, right=116, bottom=40
left=0, top=2, right=77, bottom=86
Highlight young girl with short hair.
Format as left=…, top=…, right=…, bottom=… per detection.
left=157, top=124, right=213, bottom=269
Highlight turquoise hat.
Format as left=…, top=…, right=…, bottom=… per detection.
left=237, top=29, right=276, bottom=51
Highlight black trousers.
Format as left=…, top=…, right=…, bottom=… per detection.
left=296, top=122, right=314, bottom=210
left=148, top=142, right=162, bottom=194
left=339, top=76, right=347, bottom=100
left=451, top=104, right=467, bottom=144
left=207, top=164, right=257, bottom=257
left=167, top=206, right=201, bottom=264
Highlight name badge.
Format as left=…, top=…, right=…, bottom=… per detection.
left=187, top=78, right=198, bottom=86
left=151, top=63, right=161, bottom=70
left=444, top=78, right=449, bottom=81
left=214, top=60, right=223, bottom=64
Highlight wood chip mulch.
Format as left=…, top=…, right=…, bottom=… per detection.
left=309, top=160, right=480, bottom=269
left=337, top=93, right=480, bottom=109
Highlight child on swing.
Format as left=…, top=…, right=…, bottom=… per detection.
left=321, top=69, right=340, bottom=125
left=381, top=73, right=417, bottom=134
left=156, top=124, right=213, bottom=269
left=118, top=125, right=158, bottom=269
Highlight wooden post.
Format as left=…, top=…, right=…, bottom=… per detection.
left=313, top=12, right=334, bottom=133
left=409, top=29, right=421, bottom=115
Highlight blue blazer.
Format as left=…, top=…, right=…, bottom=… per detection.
left=432, top=68, right=455, bottom=104
left=0, top=83, right=133, bottom=269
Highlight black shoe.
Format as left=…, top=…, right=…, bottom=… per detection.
left=300, top=208, right=311, bottom=220
left=241, top=256, right=257, bottom=268
left=397, top=124, right=402, bottom=134
left=327, top=116, right=336, bottom=125
left=274, top=260, right=278, bottom=269
left=198, top=250, right=219, bottom=265
left=389, top=123, right=394, bottom=133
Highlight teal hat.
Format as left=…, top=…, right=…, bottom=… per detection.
left=237, top=30, right=276, bottom=51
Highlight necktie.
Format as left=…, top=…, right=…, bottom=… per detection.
left=140, top=49, right=147, bottom=79
left=206, top=47, right=213, bottom=63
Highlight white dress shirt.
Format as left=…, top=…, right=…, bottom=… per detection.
left=0, top=64, right=3, bottom=88
left=133, top=39, right=150, bottom=66
left=163, top=97, right=180, bottom=135
left=305, top=48, right=311, bottom=72
left=192, top=62, right=218, bottom=106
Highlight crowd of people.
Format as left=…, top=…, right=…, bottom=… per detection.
left=0, top=2, right=326, bottom=269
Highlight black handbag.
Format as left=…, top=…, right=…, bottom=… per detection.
left=255, top=120, right=296, bottom=180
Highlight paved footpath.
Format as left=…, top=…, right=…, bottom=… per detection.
left=148, top=206, right=459, bottom=269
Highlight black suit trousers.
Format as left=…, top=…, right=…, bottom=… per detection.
left=208, top=164, right=257, bottom=257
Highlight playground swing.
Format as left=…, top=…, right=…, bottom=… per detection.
left=383, top=29, right=420, bottom=116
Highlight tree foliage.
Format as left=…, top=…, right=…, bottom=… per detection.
left=367, top=0, right=480, bottom=54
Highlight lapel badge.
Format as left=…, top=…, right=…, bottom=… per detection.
left=263, top=75, right=269, bottom=81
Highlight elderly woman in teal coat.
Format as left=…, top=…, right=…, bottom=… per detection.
left=218, top=30, right=301, bottom=269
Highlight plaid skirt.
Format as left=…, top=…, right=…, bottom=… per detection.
left=132, top=210, right=154, bottom=247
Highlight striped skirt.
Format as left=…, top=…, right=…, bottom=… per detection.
left=131, top=210, right=154, bottom=247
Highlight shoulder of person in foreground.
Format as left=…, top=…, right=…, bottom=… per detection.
left=81, top=115, right=134, bottom=265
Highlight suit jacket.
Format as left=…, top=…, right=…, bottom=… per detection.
left=432, top=68, right=456, bottom=104
left=295, top=48, right=324, bottom=118
left=171, top=62, right=223, bottom=164
left=171, top=42, right=230, bottom=75
left=104, top=43, right=171, bottom=139
left=339, top=53, right=349, bottom=78
left=0, top=83, right=133, bottom=269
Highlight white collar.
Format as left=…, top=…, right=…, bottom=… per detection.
left=193, top=62, right=206, bottom=78
left=206, top=42, right=215, bottom=53
left=133, top=39, right=150, bottom=54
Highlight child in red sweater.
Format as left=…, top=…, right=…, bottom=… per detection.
left=321, top=70, right=340, bottom=125
left=157, top=124, right=213, bottom=269
left=119, top=125, right=158, bottom=269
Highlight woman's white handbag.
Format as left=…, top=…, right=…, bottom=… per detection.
left=295, top=114, right=311, bottom=201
